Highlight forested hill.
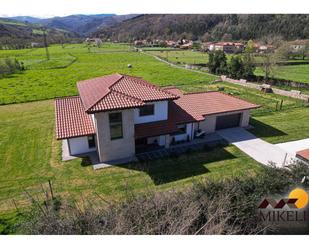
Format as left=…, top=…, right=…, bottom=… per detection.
left=93, top=14, right=309, bottom=42
left=0, top=18, right=77, bottom=49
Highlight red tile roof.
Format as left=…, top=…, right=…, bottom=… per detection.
left=55, top=96, right=95, bottom=139
left=55, top=78, right=260, bottom=140
left=77, top=74, right=178, bottom=113
left=174, top=91, right=260, bottom=120
left=135, top=90, right=259, bottom=139
left=296, top=149, right=309, bottom=161
left=163, top=86, right=184, bottom=96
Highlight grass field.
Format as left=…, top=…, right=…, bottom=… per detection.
left=255, top=64, right=309, bottom=84
left=1, top=43, right=309, bottom=227
left=0, top=100, right=263, bottom=214
left=147, top=50, right=209, bottom=64
left=145, top=49, right=309, bottom=86
left=0, top=44, right=217, bottom=104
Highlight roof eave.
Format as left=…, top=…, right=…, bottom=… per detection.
left=56, top=132, right=96, bottom=140
left=86, top=103, right=145, bottom=114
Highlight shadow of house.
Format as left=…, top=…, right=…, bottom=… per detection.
left=81, top=156, right=92, bottom=167
left=119, top=146, right=236, bottom=185
left=249, top=118, right=288, bottom=138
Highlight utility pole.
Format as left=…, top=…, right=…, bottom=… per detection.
left=43, top=29, right=50, bottom=60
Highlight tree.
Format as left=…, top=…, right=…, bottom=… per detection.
left=261, top=53, right=277, bottom=81
left=228, top=55, right=255, bottom=80
left=243, top=40, right=256, bottom=79
left=245, top=40, right=256, bottom=54
left=242, top=53, right=256, bottom=79
left=228, top=56, right=244, bottom=79
left=276, top=42, right=292, bottom=60
left=208, top=50, right=228, bottom=75
left=201, top=32, right=211, bottom=42
left=222, top=33, right=232, bottom=41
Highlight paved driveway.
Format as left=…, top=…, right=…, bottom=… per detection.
left=276, top=138, right=309, bottom=156
left=217, top=127, right=294, bottom=167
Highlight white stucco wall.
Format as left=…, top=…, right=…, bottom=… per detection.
left=171, top=123, right=193, bottom=142
left=240, top=110, right=250, bottom=127
left=68, top=136, right=96, bottom=155
left=134, top=101, right=168, bottom=124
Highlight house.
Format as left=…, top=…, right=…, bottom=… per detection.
left=55, top=74, right=259, bottom=163
left=207, top=42, right=244, bottom=54
left=85, top=38, right=103, bottom=46
left=165, top=40, right=177, bottom=48
left=296, top=149, right=309, bottom=165
left=180, top=41, right=193, bottom=50
left=253, top=43, right=275, bottom=53
left=31, top=42, right=43, bottom=48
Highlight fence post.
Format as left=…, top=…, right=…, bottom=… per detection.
left=48, top=179, right=54, bottom=199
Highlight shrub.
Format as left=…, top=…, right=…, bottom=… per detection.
left=0, top=58, right=24, bottom=78
left=18, top=162, right=308, bottom=235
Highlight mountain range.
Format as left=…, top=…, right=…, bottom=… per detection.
left=5, top=14, right=138, bottom=35
left=1, top=14, right=309, bottom=48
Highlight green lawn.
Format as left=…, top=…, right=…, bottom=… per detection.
left=147, top=50, right=209, bottom=64
left=255, top=64, right=309, bottom=84
left=0, top=44, right=216, bottom=104
left=250, top=107, right=309, bottom=143
left=1, top=42, right=308, bottom=220
left=0, top=100, right=262, bottom=214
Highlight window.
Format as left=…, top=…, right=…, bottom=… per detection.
left=87, top=135, right=96, bottom=148
left=109, top=112, right=123, bottom=140
left=177, top=124, right=187, bottom=134
left=139, top=104, right=154, bottom=116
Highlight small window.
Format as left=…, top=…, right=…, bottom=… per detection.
left=177, top=124, right=186, bottom=134
left=109, top=112, right=123, bottom=140
left=139, top=104, right=154, bottom=116
left=87, top=135, right=95, bottom=148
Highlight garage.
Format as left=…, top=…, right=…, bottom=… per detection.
left=215, top=113, right=242, bottom=130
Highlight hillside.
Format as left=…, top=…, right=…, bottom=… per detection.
left=92, top=14, right=309, bottom=42
left=0, top=18, right=77, bottom=49
left=7, top=14, right=138, bottom=36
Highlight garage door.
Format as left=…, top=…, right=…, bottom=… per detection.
left=215, top=113, right=241, bottom=130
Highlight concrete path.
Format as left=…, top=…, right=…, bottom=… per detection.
left=217, top=127, right=294, bottom=167
left=276, top=138, right=309, bottom=156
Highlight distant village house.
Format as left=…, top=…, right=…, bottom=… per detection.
left=85, top=38, right=103, bottom=46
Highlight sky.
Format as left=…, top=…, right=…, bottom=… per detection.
left=0, top=0, right=308, bottom=18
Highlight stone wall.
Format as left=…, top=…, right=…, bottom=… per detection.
left=221, top=76, right=309, bottom=102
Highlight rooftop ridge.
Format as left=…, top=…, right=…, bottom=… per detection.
left=123, top=75, right=179, bottom=99
left=108, top=89, right=145, bottom=104
left=80, top=74, right=124, bottom=111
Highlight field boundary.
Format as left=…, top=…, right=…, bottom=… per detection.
left=221, top=76, right=309, bottom=102
left=140, top=50, right=217, bottom=78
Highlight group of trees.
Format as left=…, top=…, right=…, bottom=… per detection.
left=95, top=14, right=309, bottom=42
left=0, top=58, right=24, bottom=78
left=276, top=42, right=309, bottom=60
left=208, top=50, right=255, bottom=80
